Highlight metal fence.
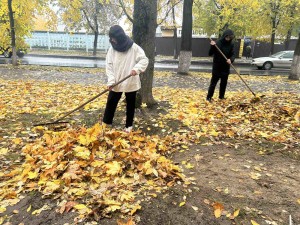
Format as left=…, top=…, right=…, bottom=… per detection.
left=155, top=37, right=298, bottom=58
left=25, top=31, right=110, bottom=52
left=26, top=31, right=298, bottom=57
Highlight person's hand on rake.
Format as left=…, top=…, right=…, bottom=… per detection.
left=107, top=70, right=137, bottom=90
left=130, top=70, right=138, bottom=76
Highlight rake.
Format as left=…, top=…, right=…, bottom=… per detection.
left=209, top=38, right=263, bottom=103
left=33, top=74, right=132, bottom=127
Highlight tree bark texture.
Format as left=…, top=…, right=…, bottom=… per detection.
left=178, top=0, right=193, bottom=74
left=8, top=0, right=17, bottom=66
left=284, top=4, right=295, bottom=51
left=93, top=0, right=99, bottom=56
left=133, top=0, right=157, bottom=106
left=178, top=51, right=192, bottom=74
left=172, top=7, right=178, bottom=59
left=270, top=24, right=276, bottom=55
left=284, top=28, right=292, bottom=50
left=93, top=30, right=98, bottom=56
left=270, top=1, right=280, bottom=55
left=289, top=33, right=300, bottom=80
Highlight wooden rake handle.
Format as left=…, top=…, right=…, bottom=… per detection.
left=209, top=38, right=256, bottom=97
left=34, top=74, right=133, bottom=126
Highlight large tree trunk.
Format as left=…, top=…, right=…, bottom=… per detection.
left=289, top=33, right=300, bottom=80
left=8, top=0, right=17, bottom=66
left=178, top=0, right=193, bottom=75
left=93, top=0, right=99, bottom=56
left=133, top=0, right=157, bottom=106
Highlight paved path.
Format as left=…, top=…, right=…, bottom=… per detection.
left=0, top=55, right=291, bottom=75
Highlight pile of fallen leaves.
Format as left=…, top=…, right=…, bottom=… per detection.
left=0, top=123, right=186, bottom=220
left=154, top=88, right=300, bottom=146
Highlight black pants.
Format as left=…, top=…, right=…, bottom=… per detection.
left=207, top=71, right=229, bottom=100
left=103, top=91, right=137, bottom=128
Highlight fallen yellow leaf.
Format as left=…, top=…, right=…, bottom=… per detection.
left=251, top=220, right=260, bottom=225
left=179, top=201, right=186, bottom=207
left=0, top=148, right=8, bottom=155
left=212, top=202, right=224, bottom=218
left=0, top=207, right=6, bottom=213
left=27, top=205, right=32, bottom=212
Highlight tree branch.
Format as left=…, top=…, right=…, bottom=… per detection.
left=157, top=0, right=182, bottom=26
left=82, top=9, right=96, bottom=33
left=118, top=0, right=133, bottom=23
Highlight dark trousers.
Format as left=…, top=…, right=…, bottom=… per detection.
left=207, top=71, right=229, bottom=100
left=103, top=91, right=137, bottom=128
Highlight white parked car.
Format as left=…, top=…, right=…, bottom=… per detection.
left=251, top=50, right=294, bottom=70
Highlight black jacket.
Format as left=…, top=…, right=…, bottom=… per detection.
left=209, top=29, right=235, bottom=73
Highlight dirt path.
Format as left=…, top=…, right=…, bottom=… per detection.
left=0, top=66, right=299, bottom=225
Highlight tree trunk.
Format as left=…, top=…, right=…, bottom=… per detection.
left=173, top=28, right=178, bottom=59
left=270, top=1, right=280, bottom=55
left=285, top=4, right=295, bottom=51
left=284, top=27, right=292, bottom=50
left=133, top=0, right=157, bottom=107
left=289, top=33, right=300, bottom=80
left=8, top=0, right=17, bottom=66
left=270, top=25, right=276, bottom=55
left=178, top=0, right=193, bottom=74
left=93, top=31, right=98, bottom=56
left=93, top=0, right=99, bottom=56
left=172, top=7, right=178, bottom=59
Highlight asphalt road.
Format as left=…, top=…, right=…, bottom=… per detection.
left=0, top=55, right=291, bottom=76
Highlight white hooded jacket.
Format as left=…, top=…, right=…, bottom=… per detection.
left=106, top=43, right=149, bottom=92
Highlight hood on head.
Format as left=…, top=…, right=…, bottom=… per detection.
left=108, top=25, right=134, bottom=52
left=221, top=29, right=235, bottom=42
left=109, top=25, right=127, bottom=44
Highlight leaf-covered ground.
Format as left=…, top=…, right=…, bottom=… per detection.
left=0, top=65, right=299, bottom=225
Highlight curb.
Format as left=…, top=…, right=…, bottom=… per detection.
left=27, top=54, right=105, bottom=60
left=158, top=59, right=252, bottom=66
left=26, top=54, right=252, bottom=66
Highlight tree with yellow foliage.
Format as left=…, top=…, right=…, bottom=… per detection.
left=55, top=0, right=122, bottom=56
left=194, top=0, right=300, bottom=54
left=0, top=0, right=56, bottom=65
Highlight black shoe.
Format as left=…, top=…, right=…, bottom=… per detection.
left=206, top=98, right=212, bottom=102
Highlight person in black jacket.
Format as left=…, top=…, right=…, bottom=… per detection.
left=207, top=29, right=235, bottom=102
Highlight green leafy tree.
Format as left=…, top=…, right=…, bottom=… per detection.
left=193, top=0, right=300, bottom=54
left=276, top=0, right=300, bottom=50
left=193, top=0, right=218, bottom=36
left=193, top=0, right=268, bottom=37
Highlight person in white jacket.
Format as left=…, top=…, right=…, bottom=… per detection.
left=102, top=25, right=149, bottom=132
